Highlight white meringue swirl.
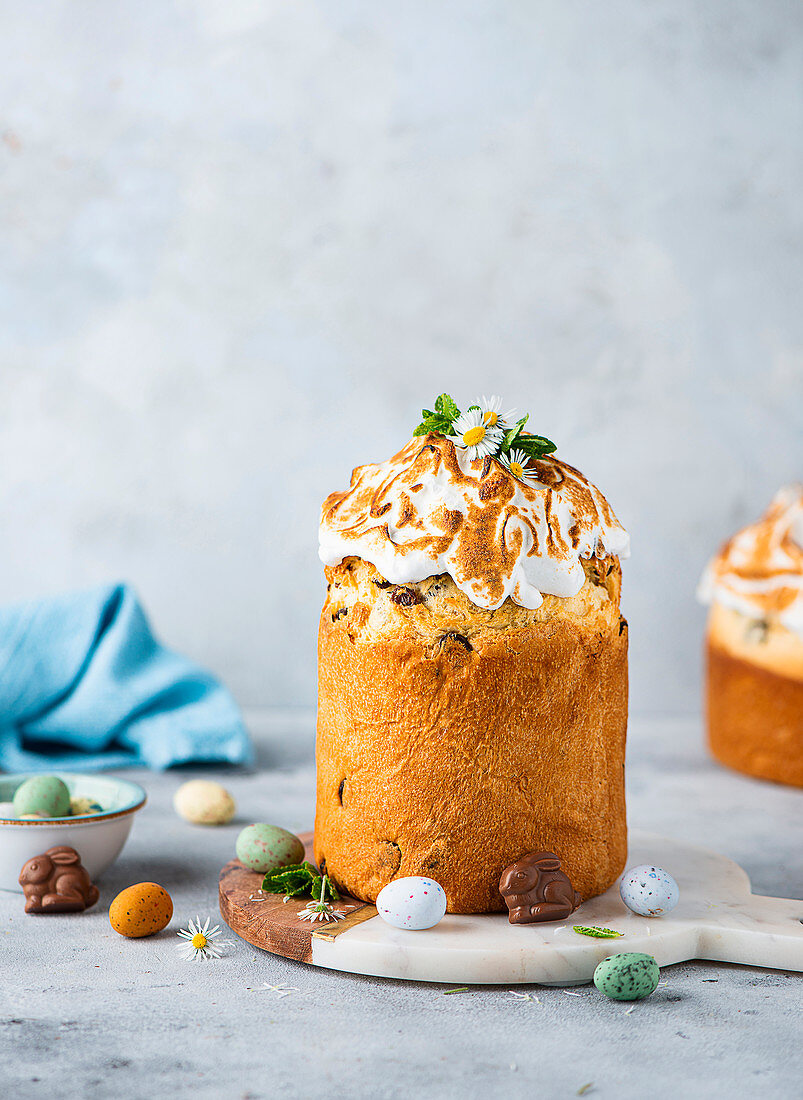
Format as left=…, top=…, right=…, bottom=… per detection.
left=698, top=484, right=803, bottom=638
left=319, top=435, right=629, bottom=611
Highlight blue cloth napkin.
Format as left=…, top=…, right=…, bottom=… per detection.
left=0, top=584, right=253, bottom=772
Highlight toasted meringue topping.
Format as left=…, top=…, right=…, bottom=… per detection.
left=319, top=435, right=630, bottom=611
left=698, top=485, right=803, bottom=638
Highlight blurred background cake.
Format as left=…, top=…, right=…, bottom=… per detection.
left=699, top=486, right=803, bottom=788
left=314, top=395, right=630, bottom=913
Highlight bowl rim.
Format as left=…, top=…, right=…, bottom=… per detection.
left=0, top=773, right=147, bottom=826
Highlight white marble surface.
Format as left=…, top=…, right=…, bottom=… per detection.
left=1, top=713, right=801, bottom=1099
left=1, top=2, right=802, bottom=715
left=308, top=832, right=803, bottom=984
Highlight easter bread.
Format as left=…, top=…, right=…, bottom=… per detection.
left=315, top=410, right=630, bottom=914
left=700, top=487, right=803, bottom=789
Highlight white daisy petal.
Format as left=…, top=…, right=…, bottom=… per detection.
left=479, top=395, right=517, bottom=430
left=448, top=408, right=505, bottom=460
left=499, top=448, right=543, bottom=488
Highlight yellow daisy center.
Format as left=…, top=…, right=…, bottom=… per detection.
left=462, top=425, right=486, bottom=446
left=192, top=932, right=208, bottom=950
left=483, top=411, right=499, bottom=426
left=509, top=461, right=525, bottom=479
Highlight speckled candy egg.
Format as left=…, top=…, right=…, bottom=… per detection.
left=0, top=802, right=16, bottom=819
left=70, top=797, right=104, bottom=817
left=235, top=824, right=305, bottom=874
left=12, top=776, right=71, bottom=819
left=620, top=865, right=679, bottom=917
left=594, top=953, right=660, bottom=1001
left=174, top=780, right=236, bottom=826
left=109, top=883, right=173, bottom=938
left=376, top=877, right=448, bottom=930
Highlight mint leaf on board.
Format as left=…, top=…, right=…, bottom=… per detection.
left=572, top=925, right=623, bottom=939
left=261, top=861, right=340, bottom=901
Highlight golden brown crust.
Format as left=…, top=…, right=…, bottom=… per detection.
left=706, top=636, right=803, bottom=788
left=314, top=562, right=628, bottom=913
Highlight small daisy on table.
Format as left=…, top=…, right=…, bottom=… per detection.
left=176, top=916, right=233, bottom=961
left=500, top=447, right=543, bottom=488
left=448, top=408, right=505, bottom=460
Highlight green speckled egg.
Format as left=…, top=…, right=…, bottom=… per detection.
left=594, top=953, right=660, bottom=1001
left=13, top=776, right=71, bottom=819
left=235, top=823, right=305, bottom=874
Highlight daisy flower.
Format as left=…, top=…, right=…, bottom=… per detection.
left=479, top=394, right=517, bottom=429
left=297, top=876, right=346, bottom=924
left=448, top=408, right=505, bottom=460
left=500, top=448, right=542, bottom=488
left=176, top=916, right=232, bottom=961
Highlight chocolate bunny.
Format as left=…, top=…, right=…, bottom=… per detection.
left=19, top=846, right=99, bottom=914
left=499, top=850, right=582, bottom=924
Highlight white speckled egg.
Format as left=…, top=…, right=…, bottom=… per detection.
left=0, top=802, right=16, bottom=819
left=376, top=876, right=447, bottom=930
left=620, top=865, right=679, bottom=917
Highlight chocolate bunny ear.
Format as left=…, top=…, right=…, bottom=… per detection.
left=535, top=855, right=561, bottom=871
left=46, top=846, right=80, bottom=865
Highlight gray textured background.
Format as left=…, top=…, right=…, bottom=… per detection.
left=1, top=1, right=801, bottom=713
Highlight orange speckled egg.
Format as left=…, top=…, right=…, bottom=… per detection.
left=109, top=883, right=173, bottom=938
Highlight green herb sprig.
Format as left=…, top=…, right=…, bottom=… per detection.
left=412, top=393, right=556, bottom=460
left=413, top=393, right=461, bottom=438
left=572, top=925, right=623, bottom=939
left=261, top=861, right=340, bottom=902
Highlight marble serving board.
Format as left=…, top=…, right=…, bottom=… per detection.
left=219, top=830, right=803, bottom=985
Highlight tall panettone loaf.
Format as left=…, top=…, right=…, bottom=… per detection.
left=700, top=486, right=803, bottom=788
left=315, top=416, right=630, bottom=913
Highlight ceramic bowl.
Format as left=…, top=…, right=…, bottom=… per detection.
left=0, top=773, right=146, bottom=892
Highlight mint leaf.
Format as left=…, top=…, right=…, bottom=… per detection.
left=573, top=925, right=623, bottom=939
left=261, top=865, right=312, bottom=896
left=516, top=434, right=557, bottom=457
left=261, top=862, right=340, bottom=900
left=501, top=413, right=529, bottom=454
left=434, top=394, right=460, bottom=422
left=414, top=412, right=455, bottom=438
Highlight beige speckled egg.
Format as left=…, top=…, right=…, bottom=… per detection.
left=173, top=780, right=235, bottom=826
left=109, top=883, right=173, bottom=938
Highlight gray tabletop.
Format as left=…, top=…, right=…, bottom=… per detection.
left=1, top=712, right=801, bottom=1099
